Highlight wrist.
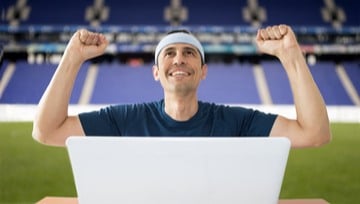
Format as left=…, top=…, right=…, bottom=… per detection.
left=278, top=47, right=308, bottom=73
left=278, top=46, right=304, bottom=64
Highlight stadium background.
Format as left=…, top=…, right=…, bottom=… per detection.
left=0, top=0, right=359, bottom=203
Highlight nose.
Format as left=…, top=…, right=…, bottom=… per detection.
left=173, top=52, right=186, bottom=65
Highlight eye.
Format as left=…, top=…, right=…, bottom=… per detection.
left=185, top=50, right=195, bottom=56
left=164, top=51, right=175, bottom=57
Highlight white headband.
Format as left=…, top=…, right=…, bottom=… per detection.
left=154, top=32, right=205, bottom=64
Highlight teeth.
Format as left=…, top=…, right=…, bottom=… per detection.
left=171, top=71, right=188, bottom=76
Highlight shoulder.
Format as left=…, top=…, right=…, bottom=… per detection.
left=198, top=101, right=276, bottom=120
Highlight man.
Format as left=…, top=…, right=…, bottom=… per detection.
left=32, top=24, right=331, bottom=148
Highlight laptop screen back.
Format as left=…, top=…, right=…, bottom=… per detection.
left=66, top=136, right=291, bottom=204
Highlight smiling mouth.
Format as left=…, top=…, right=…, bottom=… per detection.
left=169, top=71, right=191, bottom=77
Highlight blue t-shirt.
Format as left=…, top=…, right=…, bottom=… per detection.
left=79, top=100, right=277, bottom=137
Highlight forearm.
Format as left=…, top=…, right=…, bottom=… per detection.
left=279, top=48, right=331, bottom=144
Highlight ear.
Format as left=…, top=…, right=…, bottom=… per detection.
left=201, top=64, right=208, bottom=80
left=152, top=65, right=160, bottom=81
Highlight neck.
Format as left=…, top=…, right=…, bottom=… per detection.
left=163, top=93, right=199, bottom=121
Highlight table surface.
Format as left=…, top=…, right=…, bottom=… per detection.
left=37, top=197, right=329, bottom=204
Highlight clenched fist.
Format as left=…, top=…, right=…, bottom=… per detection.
left=256, top=25, right=301, bottom=59
left=64, top=29, right=109, bottom=64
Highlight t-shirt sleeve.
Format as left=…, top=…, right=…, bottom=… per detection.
left=78, top=106, right=122, bottom=136
left=242, top=109, right=278, bottom=136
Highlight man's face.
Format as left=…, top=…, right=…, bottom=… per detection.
left=153, top=43, right=207, bottom=95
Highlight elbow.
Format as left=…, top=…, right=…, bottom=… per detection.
left=307, top=126, right=332, bottom=147
left=32, top=114, right=46, bottom=144
left=312, top=132, right=331, bottom=147
left=32, top=120, right=54, bottom=145
left=32, top=117, right=74, bottom=147
left=317, top=122, right=332, bottom=146
left=320, top=129, right=332, bottom=146
left=32, top=124, right=48, bottom=145
left=293, top=123, right=332, bottom=148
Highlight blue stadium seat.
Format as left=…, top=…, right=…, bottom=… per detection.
left=91, top=63, right=162, bottom=104
left=0, top=60, right=9, bottom=77
left=2, top=0, right=357, bottom=26
left=259, top=0, right=326, bottom=26
left=90, top=62, right=260, bottom=104
left=310, top=62, right=353, bottom=105
left=181, top=0, right=247, bottom=26
left=0, top=61, right=56, bottom=104
left=0, top=61, right=90, bottom=104
left=335, top=0, right=360, bottom=26
left=28, top=0, right=91, bottom=25
left=103, top=0, right=169, bottom=25
left=343, top=62, right=360, bottom=95
left=103, top=0, right=248, bottom=26
left=1, top=61, right=357, bottom=105
left=0, top=1, right=357, bottom=107
left=198, top=63, right=260, bottom=104
left=262, top=61, right=293, bottom=104
left=2, top=0, right=91, bottom=25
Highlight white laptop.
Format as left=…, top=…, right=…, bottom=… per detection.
left=66, top=136, right=291, bottom=204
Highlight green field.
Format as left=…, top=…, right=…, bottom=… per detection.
left=0, top=122, right=359, bottom=203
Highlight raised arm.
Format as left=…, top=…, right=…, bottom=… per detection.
left=32, top=29, right=108, bottom=146
left=256, top=25, right=331, bottom=148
